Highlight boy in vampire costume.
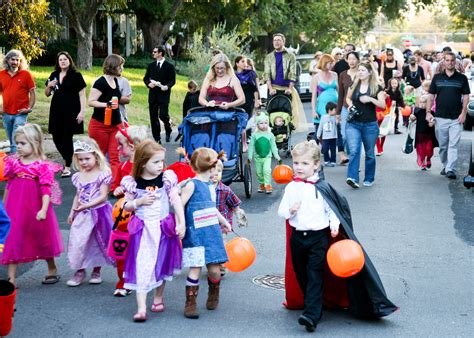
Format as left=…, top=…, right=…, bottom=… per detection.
left=280, top=141, right=397, bottom=331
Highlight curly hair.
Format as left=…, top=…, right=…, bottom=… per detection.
left=2, top=49, right=28, bottom=71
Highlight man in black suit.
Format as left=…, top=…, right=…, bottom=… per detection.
left=143, top=46, right=176, bottom=142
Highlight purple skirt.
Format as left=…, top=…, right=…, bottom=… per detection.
left=124, top=213, right=182, bottom=291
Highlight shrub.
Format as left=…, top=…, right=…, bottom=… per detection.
left=31, top=39, right=77, bottom=66
left=180, top=22, right=253, bottom=85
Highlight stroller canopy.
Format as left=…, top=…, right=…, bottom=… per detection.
left=267, top=94, right=292, bottom=115
left=179, top=107, right=248, bottom=162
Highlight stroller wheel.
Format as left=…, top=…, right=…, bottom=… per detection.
left=244, top=161, right=252, bottom=198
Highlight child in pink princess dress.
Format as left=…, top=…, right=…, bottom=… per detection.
left=66, top=138, right=115, bottom=287
left=0, top=124, right=63, bottom=286
left=121, top=140, right=185, bottom=322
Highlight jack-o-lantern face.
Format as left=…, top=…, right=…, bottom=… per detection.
left=113, top=239, right=128, bottom=256
left=112, top=198, right=132, bottom=227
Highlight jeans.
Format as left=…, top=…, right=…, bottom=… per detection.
left=340, top=107, right=349, bottom=152
left=435, top=117, right=462, bottom=173
left=313, top=123, right=320, bottom=144
left=346, top=121, right=379, bottom=183
left=322, top=138, right=336, bottom=163
left=2, top=113, right=28, bottom=153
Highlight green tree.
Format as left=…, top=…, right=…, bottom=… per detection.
left=56, top=0, right=129, bottom=70
left=128, top=0, right=183, bottom=52
left=0, top=0, right=59, bottom=62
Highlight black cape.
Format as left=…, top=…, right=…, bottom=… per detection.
left=315, top=179, right=399, bottom=318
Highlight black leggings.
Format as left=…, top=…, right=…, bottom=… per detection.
left=52, top=129, right=74, bottom=167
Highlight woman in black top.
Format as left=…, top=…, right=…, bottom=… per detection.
left=380, top=49, right=402, bottom=89
left=345, top=62, right=386, bottom=189
left=88, top=54, right=124, bottom=187
left=45, top=52, right=86, bottom=177
left=402, top=56, right=425, bottom=91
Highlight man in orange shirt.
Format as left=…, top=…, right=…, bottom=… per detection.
left=0, top=50, right=36, bottom=153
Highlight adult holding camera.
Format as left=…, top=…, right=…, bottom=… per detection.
left=345, top=62, right=386, bottom=189
left=88, top=54, right=124, bottom=183
left=45, top=52, right=86, bottom=177
left=199, top=53, right=245, bottom=109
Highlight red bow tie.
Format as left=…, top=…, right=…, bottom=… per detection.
left=293, top=177, right=318, bottom=184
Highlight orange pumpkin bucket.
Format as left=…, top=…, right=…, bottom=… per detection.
left=401, top=105, right=412, bottom=117
left=272, top=164, right=293, bottom=184
left=112, top=198, right=132, bottom=227
left=223, top=237, right=256, bottom=272
left=0, top=152, right=7, bottom=181
left=327, top=239, right=365, bottom=278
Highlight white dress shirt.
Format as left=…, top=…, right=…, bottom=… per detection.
left=277, top=174, right=340, bottom=232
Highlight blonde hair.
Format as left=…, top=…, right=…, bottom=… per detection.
left=205, top=53, right=235, bottom=82
left=422, top=80, right=431, bottom=90
left=72, top=137, right=110, bottom=172
left=348, top=62, right=380, bottom=98
left=189, top=147, right=225, bottom=173
left=132, top=140, right=166, bottom=179
left=405, top=85, right=414, bottom=94
left=291, top=140, right=321, bottom=164
left=14, top=123, right=45, bottom=160
left=116, top=125, right=148, bottom=146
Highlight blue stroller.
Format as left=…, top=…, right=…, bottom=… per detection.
left=179, top=107, right=252, bottom=198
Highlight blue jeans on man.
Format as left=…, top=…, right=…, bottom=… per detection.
left=2, top=113, right=28, bottom=153
left=346, top=121, right=379, bottom=184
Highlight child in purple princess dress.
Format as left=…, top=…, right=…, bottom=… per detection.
left=66, top=138, right=115, bottom=287
left=121, top=140, right=185, bottom=322
left=0, top=124, right=63, bottom=286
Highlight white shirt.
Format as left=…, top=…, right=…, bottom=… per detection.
left=278, top=174, right=340, bottom=232
left=157, top=60, right=164, bottom=68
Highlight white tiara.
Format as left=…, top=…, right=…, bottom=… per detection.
left=73, top=140, right=94, bottom=154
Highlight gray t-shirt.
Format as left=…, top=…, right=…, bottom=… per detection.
left=317, top=114, right=337, bottom=139
left=117, top=76, right=132, bottom=121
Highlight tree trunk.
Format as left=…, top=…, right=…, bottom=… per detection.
left=76, top=25, right=93, bottom=70
left=139, top=20, right=168, bottom=52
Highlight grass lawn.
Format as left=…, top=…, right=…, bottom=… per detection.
left=0, top=66, right=189, bottom=140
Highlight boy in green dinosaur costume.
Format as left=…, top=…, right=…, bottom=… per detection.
left=248, top=114, right=281, bottom=193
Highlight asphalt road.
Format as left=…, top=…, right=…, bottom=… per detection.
left=1, top=103, right=473, bottom=337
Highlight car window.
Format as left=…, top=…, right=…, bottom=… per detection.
left=297, top=59, right=312, bottom=73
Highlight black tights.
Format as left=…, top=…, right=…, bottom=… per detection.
left=52, top=130, right=73, bottom=167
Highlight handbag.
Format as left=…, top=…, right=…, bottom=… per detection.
left=379, top=114, right=393, bottom=137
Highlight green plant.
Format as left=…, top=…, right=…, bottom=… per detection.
left=180, top=22, right=253, bottom=85
left=31, top=39, right=77, bottom=66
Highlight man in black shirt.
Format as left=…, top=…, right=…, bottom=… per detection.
left=426, top=52, right=470, bottom=179
left=333, top=43, right=355, bottom=76
left=143, top=46, right=176, bottom=143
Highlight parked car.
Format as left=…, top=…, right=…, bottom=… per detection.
left=295, top=54, right=313, bottom=101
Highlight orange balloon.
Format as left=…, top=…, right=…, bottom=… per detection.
left=401, top=105, right=412, bottom=117
left=327, top=239, right=365, bottom=278
left=223, top=237, right=256, bottom=272
left=0, top=152, right=7, bottom=181
left=272, top=164, right=293, bottom=184
left=112, top=198, right=132, bottom=227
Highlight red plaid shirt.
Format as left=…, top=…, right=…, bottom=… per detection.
left=215, top=181, right=241, bottom=229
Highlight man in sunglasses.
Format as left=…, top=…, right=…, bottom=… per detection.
left=143, top=46, right=176, bottom=143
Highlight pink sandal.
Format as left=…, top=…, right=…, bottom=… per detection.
left=151, top=302, right=164, bottom=313
left=133, top=312, right=148, bottom=322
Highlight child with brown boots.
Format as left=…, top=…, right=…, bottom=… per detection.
left=180, top=148, right=232, bottom=319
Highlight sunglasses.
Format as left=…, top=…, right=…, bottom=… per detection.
left=152, top=50, right=158, bottom=54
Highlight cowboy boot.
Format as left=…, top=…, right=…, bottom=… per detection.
left=184, top=285, right=199, bottom=319
left=206, top=278, right=221, bottom=310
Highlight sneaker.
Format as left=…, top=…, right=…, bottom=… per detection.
left=421, top=167, right=427, bottom=171
left=114, top=288, right=132, bottom=297
left=328, top=162, right=336, bottom=167
left=67, top=271, right=86, bottom=287
left=440, top=168, right=446, bottom=175
left=426, top=160, right=432, bottom=169
left=265, top=185, right=273, bottom=194
left=258, top=184, right=265, bottom=193
left=324, top=161, right=330, bottom=166
left=298, top=314, right=316, bottom=332
left=363, top=181, right=374, bottom=187
left=376, top=151, right=383, bottom=156
left=446, top=171, right=457, bottom=179
left=346, top=178, right=359, bottom=189
left=89, top=272, right=102, bottom=284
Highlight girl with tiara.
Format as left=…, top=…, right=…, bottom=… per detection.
left=66, top=137, right=114, bottom=287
